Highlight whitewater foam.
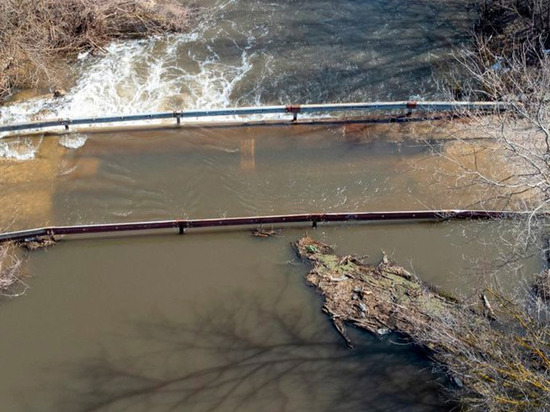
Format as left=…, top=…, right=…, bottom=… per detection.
left=0, top=137, right=42, bottom=160
left=59, top=133, right=88, bottom=149
left=0, top=18, right=258, bottom=138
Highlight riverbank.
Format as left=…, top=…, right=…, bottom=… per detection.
left=0, top=0, right=194, bottom=103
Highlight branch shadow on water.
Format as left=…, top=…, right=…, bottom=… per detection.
left=63, top=290, right=455, bottom=412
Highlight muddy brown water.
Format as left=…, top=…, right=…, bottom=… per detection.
left=0, top=122, right=516, bottom=231
left=0, top=224, right=541, bottom=412
left=0, top=124, right=543, bottom=411
left=0, top=0, right=539, bottom=409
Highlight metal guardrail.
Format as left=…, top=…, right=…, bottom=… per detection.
left=0, top=101, right=506, bottom=134
left=0, top=210, right=529, bottom=244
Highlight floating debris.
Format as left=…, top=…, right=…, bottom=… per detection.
left=20, top=235, right=57, bottom=251
left=251, top=226, right=279, bottom=238
left=294, top=236, right=550, bottom=410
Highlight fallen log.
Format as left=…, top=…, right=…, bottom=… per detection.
left=294, top=236, right=550, bottom=411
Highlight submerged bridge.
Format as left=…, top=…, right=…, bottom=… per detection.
left=0, top=100, right=518, bottom=245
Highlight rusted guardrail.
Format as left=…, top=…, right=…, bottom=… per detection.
left=0, top=101, right=506, bottom=134
left=0, top=210, right=530, bottom=244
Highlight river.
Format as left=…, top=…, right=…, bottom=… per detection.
left=0, top=0, right=473, bottom=130
left=0, top=1, right=541, bottom=411
left=0, top=124, right=542, bottom=411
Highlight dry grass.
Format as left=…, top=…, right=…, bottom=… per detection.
left=0, top=0, right=194, bottom=102
left=0, top=242, right=26, bottom=297
left=435, top=287, right=550, bottom=411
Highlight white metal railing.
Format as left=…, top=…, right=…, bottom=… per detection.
left=0, top=101, right=506, bottom=134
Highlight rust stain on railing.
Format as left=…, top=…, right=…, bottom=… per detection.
left=0, top=210, right=530, bottom=244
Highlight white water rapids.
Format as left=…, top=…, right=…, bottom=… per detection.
left=0, top=0, right=474, bottom=158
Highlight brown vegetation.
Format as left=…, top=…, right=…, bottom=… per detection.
left=295, top=236, right=550, bottom=411
left=0, top=242, right=26, bottom=297
left=421, top=4, right=550, bottom=407
left=445, top=0, right=550, bottom=100
left=0, top=0, right=194, bottom=102
left=477, top=0, right=550, bottom=60
left=21, top=235, right=57, bottom=251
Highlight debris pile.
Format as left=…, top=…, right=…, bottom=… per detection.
left=294, top=236, right=550, bottom=410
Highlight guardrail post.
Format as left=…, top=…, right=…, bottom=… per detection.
left=285, top=105, right=301, bottom=122
left=62, top=120, right=70, bottom=131
left=406, top=101, right=417, bottom=117
left=175, top=112, right=181, bottom=126
left=178, top=223, right=185, bottom=235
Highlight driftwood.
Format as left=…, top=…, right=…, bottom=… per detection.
left=20, top=235, right=57, bottom=251
left=294, top=236, right=469, bottom=348
left=251, top=226, right=279, bottom=238
left=294, top=236, right=550, bottom=411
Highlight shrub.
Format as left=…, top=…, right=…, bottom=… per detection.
left=0, top=0, right=193, bottom=101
